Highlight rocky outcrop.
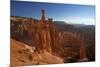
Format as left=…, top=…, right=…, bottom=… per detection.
left=11, top=39, right=34, bottom=66
left=11, top=10, right=95, bottom=66
left=11, top=39, right=64, bottom=66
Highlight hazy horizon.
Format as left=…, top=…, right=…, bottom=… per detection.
left=11, top=1, right=95, bottom=25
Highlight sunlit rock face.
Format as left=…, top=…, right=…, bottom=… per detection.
left=11, top=10, right=64, bottom=54
left=11, top=10, right=95, bottom=66
left=11, top=39, right=64, bottom=66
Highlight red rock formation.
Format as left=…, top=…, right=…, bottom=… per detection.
left=62, top=31, right=88, bottom=61
left=11, top=10, right=89, bottom=62
left=11, top=39, right=64, bottom=66
left=34, top=10, right=52, bottom=53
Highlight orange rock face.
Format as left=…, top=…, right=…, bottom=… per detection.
left=11, top=10, right=90, bottom=65
left=11, top=39, right=64, bottom=66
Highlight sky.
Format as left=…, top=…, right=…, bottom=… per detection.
left=11, top=1, right=95, bottom=25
